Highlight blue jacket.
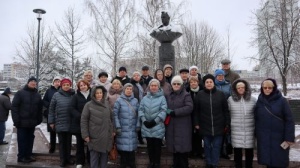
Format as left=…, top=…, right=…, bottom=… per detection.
left=215, top=80, right=231, bottom=99
left=114, top=93, right=139, bottom=151
left=139, top=88, right=167, bottom=139
left=255, top=90, right=295, bottom=167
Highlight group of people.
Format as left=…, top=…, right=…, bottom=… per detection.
left=0, top=58, right=295, bottom=168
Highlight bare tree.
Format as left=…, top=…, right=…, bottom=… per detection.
left=180, top=21, right=225, bottom=73
left=85, top=0, right=136, bottom=76
left=14, top=21, right=63, bottom=88
left=53, top=7, right=85, bottom=87
left=253, top=0, right=300, bottom=95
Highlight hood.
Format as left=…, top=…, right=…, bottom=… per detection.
left=91, top=85, right=107, bottom=103
left=231, top=78, right=251, bottom=101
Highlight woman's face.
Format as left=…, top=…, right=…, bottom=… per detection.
left=149, top=82, right=159, bottom=93
left=95, top=89, right=103, bottom=101
left=262, top=81, right=274, bottom=95
left=99, top=76, right=107, bottom=83
left=190, top=68, right=197, bottom=76
left=79, top=82, right=88, bottom=92
left=112, top=82, right=121, bottom=90
left=205, top=79, right=214, bottom=90
left=53, top=79, right=61, bottom=88
left=61, top=83, right=71, bottom=91
left=189, top=80, right=198, bottom=89
left=172, top=82, right=181, bottom=91
left=236, top=84, right=245, bottom=95
left=124, top=87, right=133, bottom=96
left=132, top=73, right=140, bottom=82
left=84, top=73, right=93, bottom=82
left=156, top=71, right=164, bottom=81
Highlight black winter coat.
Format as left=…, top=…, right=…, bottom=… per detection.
left=11, top=85, right=43, bottom=127
left=112, top=75, right=131, bottom=86
left=194, top=87, right=230, bottom=136
left=70, top=90, right=91, bottom=134
left=43, top=85, right=60, bottom=117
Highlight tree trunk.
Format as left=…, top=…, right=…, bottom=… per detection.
left=282, top=74, right=287, bottom=96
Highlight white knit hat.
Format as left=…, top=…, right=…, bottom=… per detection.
left=189, top=65, right=198, bottom=72
left=171, top=75, right=183, bottom=85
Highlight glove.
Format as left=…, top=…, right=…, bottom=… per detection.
left=224, top=125, right=230, bottom=134
left=170, top=111, right=176, bottom=117
left=116, top=128, right=122, bottom=136
left=166, top=109, right=173, bottom=115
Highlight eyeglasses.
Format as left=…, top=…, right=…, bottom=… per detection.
left=263, top=87, right=273, bottom=90
left=172, top=83, right=181, bottom=86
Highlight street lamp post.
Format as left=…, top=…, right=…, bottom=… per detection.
left=33, top=8, right=46, bottom=90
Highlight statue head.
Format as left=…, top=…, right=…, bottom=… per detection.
left=161, top=11, right=170, bottom=26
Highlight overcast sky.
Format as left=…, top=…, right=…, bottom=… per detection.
left=0, top=0, right=261, bottom=71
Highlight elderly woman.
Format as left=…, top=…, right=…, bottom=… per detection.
left=154, top=69, right=172, bottom=97
left=139, top=79, right=167, bottom=168
left=228, top=79, right=256, bottom=168
left=48, top=78, right=75, bottom=167
left=114, top=83, right=139, bottom=168
left=255, top=78, right=295, bottom=168
left=81, top=85, right=113, bottom=168
left=107, top=79, right=123, bottom=109
left=194, top=74, right=230, bottom=168
left=166, top=75, right=193, bottom=168
left=70, top=79, right=91, bottom=167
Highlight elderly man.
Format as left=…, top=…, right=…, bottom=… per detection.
left=0, top=87, right=12, bottom=145
left=112, top=66, right=131, bottom=86
left=221, top=59, right=240, bottom=84
left=12, top=76, right=43, bottom=163
left=140, top=66, right=153, bottom=93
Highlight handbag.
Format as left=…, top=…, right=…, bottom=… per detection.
left=109, top=143, right=118, bottom=160
left=264, top=106, right=283, bottom=121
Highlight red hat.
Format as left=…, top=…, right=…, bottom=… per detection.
left=60, top=78, right=72, bottom=86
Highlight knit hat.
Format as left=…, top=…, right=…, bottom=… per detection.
left=27, top=76, right=37, bottom=84
left=60, top=78, right=72, bottom=86
left=52, top=76, right=61, bottom=84
left=203, top=74, right=215, bottom=84
left=179, top=68, right=189, bottom=74
left=132, top=71, right=141, bottom=76
left=123, top=83, right=133, bottom=92
left=98, top=72, right=108, bottom=78
left=171, top=75, right=183, bottom=85
left=214, top=69, right=225, bottom=77
left=119, top=66, right=127, bottom=72
left=3, top=87, right=11, bottom=95
left=189, top=65, right=198, bottom=72
left=149, top=79, right=160, bottom=88
left=163, top=64, right=173, bottom=71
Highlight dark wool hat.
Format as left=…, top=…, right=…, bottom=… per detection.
left=27, top=76, right=37, bottom=84
left=3, top=87, right=11, bottom=95
left=142, top=65, right=149, bottom=70
left=98, top=72, right=108, bottom=78
left=203, top=74, right=215, bottom=84
left=179, top=68, right=189, bottom=74
left=119, top=66, right=127, bottom=72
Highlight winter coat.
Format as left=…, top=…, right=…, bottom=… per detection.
left=139, top=88, right=167, bottom=139
left=70, top=90, right=91, bottom=134
left=166, top=86, right=193, bottom=153
left=215, top=80, right=231, bottom=99
left=224, top=69, right=240, bottom=84
left=0, top=94, right=11, bottom=122
left=228, top=79, right=256, bottom=148
left=11, top=85, right=43, bottom=128
left=255, top=90, right=295, bottom=167
left=194, top=87, right=230, bottom=136
left=43, top=85, right=60, bottom=117
left=112, top=75, right=131, bottom=86
left=81, top=85, right=113, bottom=153
left=114, top=93, right=139, bottom=152
left=48, top=89, right=74, bottom=132
left=131, top=80, right=144, bottom=102
left=140, top=75, right=153, bottom=92
left=107, top=87, right=122, bottom=109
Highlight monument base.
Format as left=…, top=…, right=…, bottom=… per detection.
left=159, top=43, right=175, bottom=72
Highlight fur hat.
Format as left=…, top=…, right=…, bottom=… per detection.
left=214, top=69, right=225, bottom=77
left=203, top=74, right=215, bottom=84
left=27, top=76, right=37, bottom=84
left=171, top=75, right=183, bottom=85
left=163, top=64, right=173, bottom=71
left=60, top=78, right=72, bottom=86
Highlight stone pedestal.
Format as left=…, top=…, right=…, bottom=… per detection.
left=159, top=43, right=175, bottom=70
